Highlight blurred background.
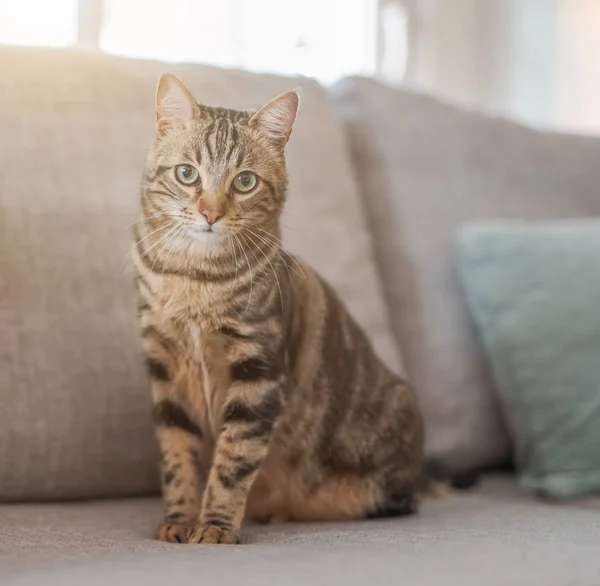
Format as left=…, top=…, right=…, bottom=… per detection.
left=1, top=0, right=599, bottom=133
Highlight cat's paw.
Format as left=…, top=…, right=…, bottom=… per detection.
left=156, top=521, right=192, bottom=544
left=187, top=524, right=240, bottom=545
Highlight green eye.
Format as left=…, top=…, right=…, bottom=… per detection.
left=175, top=164, right=200, bottom=185
left=233, top=171, right=258, bottom=194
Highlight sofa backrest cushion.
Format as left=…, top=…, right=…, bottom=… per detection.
left=332, top=76, right=600, bottom=472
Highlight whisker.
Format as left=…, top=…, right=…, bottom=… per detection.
left=245, top=228, right=294, bottom=281
left=161, top=225, right=186, bottom=286
left=152, top=223, right=184, bottom=273
left=235, top=233, right=253, bottom=312
left=240, top=232, right=260, bottom=268
left=258, top=229, right=307, bottom=280
left=138, top=223, right=181, bottom=265
left=256, top=228, right=285, bottom=247
left=119, top=221, right=174, bottom=276
left=244, top=231, right=284, bottom=315
left=228, top=234, right=239, bottom=287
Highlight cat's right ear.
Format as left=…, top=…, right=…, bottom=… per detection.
left=155, top=73, right=196, bottom=134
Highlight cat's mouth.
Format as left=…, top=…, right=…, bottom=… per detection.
left=187, top=223, right=226, bottom=243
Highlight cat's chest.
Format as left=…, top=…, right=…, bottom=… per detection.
left=155, top=288, right=224, bottom=368
left=155, top=275, right=223, bottom=327
left=151, top=281, right=231, bottom=435
left=179, top=323, right=230, bottom=438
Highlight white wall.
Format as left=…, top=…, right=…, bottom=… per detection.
left=555, top=0, right=600, bottom=134
left=401, top=0, right=512, bottom=112
left=391, top=0, right=600, bottom=134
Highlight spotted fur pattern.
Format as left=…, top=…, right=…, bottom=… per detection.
left=133, top=74, right=423, bottom=545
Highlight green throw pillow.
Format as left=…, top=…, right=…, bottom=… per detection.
left=458, top=219, right=600, bottom=499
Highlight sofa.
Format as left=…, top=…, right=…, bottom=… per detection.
left=1, top=45, right=599, bottom=585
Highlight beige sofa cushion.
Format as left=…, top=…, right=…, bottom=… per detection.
left=2, top=477, right=600, bottom=584
left=0, top=47, right=400, bottom=500
left=332, top=76, right=600, bottom=472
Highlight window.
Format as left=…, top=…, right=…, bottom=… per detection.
left=0, top=0, right=78, bottom=47
left=0, top=0, right=379, bottom=84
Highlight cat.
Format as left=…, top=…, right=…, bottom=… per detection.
left=132, top=73, right=423, bottom=545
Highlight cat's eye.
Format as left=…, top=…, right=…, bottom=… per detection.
left=175, top=164, right=200, bottom=186
left=232, top=171, right=258, bottom=194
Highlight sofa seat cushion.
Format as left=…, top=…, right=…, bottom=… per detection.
left=1, top=477, right=599, bottom=585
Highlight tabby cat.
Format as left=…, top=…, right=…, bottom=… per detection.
left=132, top=74, right=423, bottom=545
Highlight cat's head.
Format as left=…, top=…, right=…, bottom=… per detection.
left=142, top=73, right=298, bottom=255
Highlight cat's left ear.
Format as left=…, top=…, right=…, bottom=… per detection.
left=250, top=91, right=299, bottom=144
left=155, top=73, right=197, bottom=134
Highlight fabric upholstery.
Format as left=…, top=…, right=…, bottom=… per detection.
left=0, top=46, right=400, bottom=500
left=331, top=76, right=600, bottom=472
left=459, top=219, right=600, bottom=499
left=1, top=477, right=599, bottom=585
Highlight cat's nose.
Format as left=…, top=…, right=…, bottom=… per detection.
left=200, top=209, right=224, bottom=225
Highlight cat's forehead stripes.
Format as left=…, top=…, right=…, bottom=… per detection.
left=194, top=106, right=252, bottom=175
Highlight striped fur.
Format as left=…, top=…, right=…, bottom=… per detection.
left=133, top=74, right=423, bottom=545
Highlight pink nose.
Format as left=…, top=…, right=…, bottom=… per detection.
left=200, top=209, right=224, bottom=225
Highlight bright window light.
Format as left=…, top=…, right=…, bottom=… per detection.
left=0, top=0, right=77, bottom=47
left=100, top=0, right=376, bottom=83
left=0, top=0, right=378, bottom=84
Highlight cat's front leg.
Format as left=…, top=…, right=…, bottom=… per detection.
left=188, top=368, right=284, bottom=545
left=147, top=360, right=207, bottom=543
left=153, top=399, right=207, bottom=543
